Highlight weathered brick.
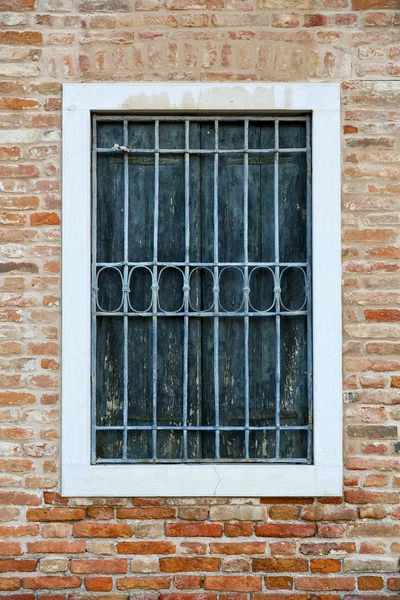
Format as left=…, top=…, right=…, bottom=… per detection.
left=210, top=542, right=265, bottom=555
left=117, top=507, right=176, bottom=519
left=73, top=523, right=133, bottom=538
left=256, top=523, right=316, bottom=537
left=22, top=576, right=82, bottom=589
left=0, top=559, right=37, bottom=572
left=0, top=31, right=42, bottom=45
left=295, top=576, right=355, bottom=591
left=310, top=559, right=341, bottom=573
left=253, top=558, right=308, bottom=572
left=204, top=576, right=262, bottom=592
left=224, top=522, right=253, bottom=537
left=85, top=576, right=113, bottom=592
left=166, top=523, right=223, bottom=537
left=70, top=559, right=128, bottom=574
left=27, top=508, right=85, bottom=521
left=160, top=558, right=221, bottom=572
left=118, top=542, right=175, bottom=554
left=117, top=576, right=171, bottom=590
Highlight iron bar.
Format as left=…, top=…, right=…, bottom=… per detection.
left=91, top=116, right=98, bottom=464
left=97, top=147, right=308, bottom=155
left=213, top=120, right=220, bottom=459
left=274, top=119, right=281, bottom=460
left=96, top=261, right=308, bottom=268
left=183, top=120, right=190, bottom=460
left=152, top=120, right=160, bottom=461
left=306, top=114, right=313, bottom=463
left=96, top=457, right=310, bottom=464
left=122, top=120, right=129, bottom=460
left=243, top=119, right=250, bottom=459
left=96, top=425, right=310, bottom=431
left=96, top=115, right=309, bottom=122
left=95, top=311, right=309, bottom=318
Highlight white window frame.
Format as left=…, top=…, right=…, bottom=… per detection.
left=62, top=82, right=342, bottom=497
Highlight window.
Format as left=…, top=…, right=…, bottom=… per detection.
left=62, top=83, right=341, bottom=496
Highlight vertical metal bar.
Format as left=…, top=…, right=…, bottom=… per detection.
left=306, top=115, right=313, bottom=463
left=213, top=120, right=220, bottom=459
left=274, top=119, right=281, bottom=460
left=243, top=119, right=250, bottom=459
left=91, top=116, right=98, bottom=464
left=183, top=120, right=190, bottom=460
left=152, top=120, right=160, bottom=461
left=122, top=120, right=129, bottom=460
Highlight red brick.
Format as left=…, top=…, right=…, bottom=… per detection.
left=0, top=525, right=39, bottom=537
left=161, top=596, right=215, bottom=600
left=0, top=559, right=37, bottom=572
left=253, top=558, right=308, bottom=573
left=85, top=576, right=113, bottom=592
left=270, top=541, right=297, bottom=556
left=0, top=542, right=22, bottom=556
left=224, top=522, right=253, bottom=537
left=118, top=541, right=175, bottom=554
left=269, top=506, right=300, bottom=520
left=30, top=213, right=60, bottom=226
left=180, top=542, right=207, bottom=555
left=365, top=309, right=400, bottom=322
left=301, top=506, right=357, bottom=521
left=345, top=490, right=399, bottom=504
left=295, top=576, right=355, bottom=591
left=358, top=576, right=384, bottom=591
left=117, top=576, right=171, bottom=590
left=0, top=98, right=39, bottom=110
left=22, top=576, right=82, bottom=589
left=0, top=491, right=39, bottom=505
left=86, top=506, right=114, bottom=520
left=0, top=577, right=20, bottom=591
left=27, top=541, right=85, bottom=554
left=174, top=575, right=202, bottom=589
left=265, top=576, right=293, bottom=590
left=178, top=507, right=209, bottom=521
left=300, top=542, right=356, bottom=556
left=318, top=524, right=345, bottom=538
left=256, top=523, right=316, bottom=538
left=27, top=508, right=85, bottom=522
left=260, top=498, right=313, bottom=505
left=73, top=523, right=133, bottom=538
left=166, top=523, right=222, bottom=537
left=388, top=578, right=400, bottom=591
left=71, top=559, right=128, bottom=574
left=160, top=558, right=220, bottom=572
left=117, top=507, right=176, bottom=519
left=0, top=31, right=42, bottom=45
left=352, top=0, right=398, bottom=7
left=204, top=576, right=262, bottom=592
left=210, top=542, right=265, bottom=555
left=310, top=559, right=341, bottom=573
left=305, top=13, right=357, bottom=26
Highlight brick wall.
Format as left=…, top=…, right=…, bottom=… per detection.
left=0, top=0, right=400, bottom=597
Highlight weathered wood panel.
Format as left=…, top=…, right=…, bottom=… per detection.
left=95, top=118, right=310, bottom=462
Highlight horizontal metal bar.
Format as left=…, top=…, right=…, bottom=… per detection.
left=97, top=147, right=307, bottom=155
left=94, top=115, right=309, bottom=123
left=96, top=425, right=310, bottom=431
left=95, top=310, right=309, bottom=318
left=96, top=457, right=310, bottom=464
left=96, top=261, right=308, bottom=268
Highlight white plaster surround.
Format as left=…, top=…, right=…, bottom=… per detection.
left=62, top=83, right=342, bottom=497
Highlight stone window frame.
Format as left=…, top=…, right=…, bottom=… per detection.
left=62, top=82, right=342, bottom=497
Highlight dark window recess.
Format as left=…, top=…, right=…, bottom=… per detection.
left=92, top=115, right=312, bottom=464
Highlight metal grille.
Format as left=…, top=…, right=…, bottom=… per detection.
left=92, top=115, right=312, bottom=464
